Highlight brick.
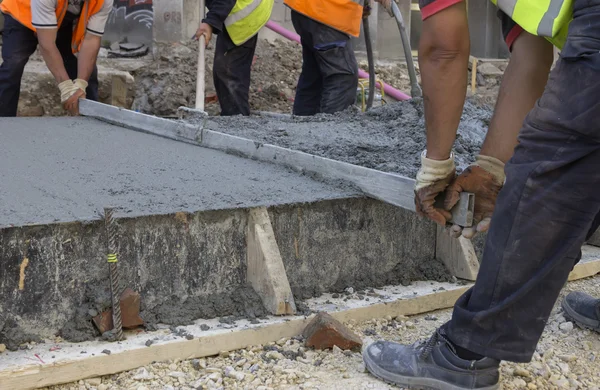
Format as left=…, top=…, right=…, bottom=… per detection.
left=303, top=312, right=362, bottom=351
left=92, top=288, right=144, bottom=334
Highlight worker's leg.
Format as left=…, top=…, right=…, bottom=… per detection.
left=56, top=16, right=99, bottom=101
left=213, top=29, right=257, bottom=116
left=0, top=14, right=39, bottom=117
left=313, top=24, right=358, bottom=114
left=363, top=3, right=600, bottom=387
left=291, top=11, right=323, bottom=116
left=447, top=5, right=600, bottom=362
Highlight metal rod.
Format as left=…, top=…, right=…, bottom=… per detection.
left=104, top=207, right=123, bottom=341
left=363, top=16, right=376, bottom=110
left=391, top=2, right=422, bottom=98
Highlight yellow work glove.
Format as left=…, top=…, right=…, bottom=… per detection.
left=414, top=151, right=456, bottom=226
left=444, top=155, right=505, bottom=238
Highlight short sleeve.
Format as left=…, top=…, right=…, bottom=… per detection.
left=86, top=0, right=113, bottom=36
left=31, top=0, right=59, bottom=29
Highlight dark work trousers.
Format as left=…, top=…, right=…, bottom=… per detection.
left=290, top=11, right=358, bottom=116
left=446, top=1, right=600, bottom=363
left=0, top=13, right=98, bottom=117
left=213, top=28, right=257, bottom=116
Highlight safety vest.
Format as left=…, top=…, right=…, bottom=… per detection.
left=284, top=0, right=364, bottom=38
left=225, top=0, right=274, bottom=45
left=491, top=0, right=572, bottom=48
left=0, top=0, right=105, bottom=53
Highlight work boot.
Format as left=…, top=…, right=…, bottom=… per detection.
left=562, top=291, right=600, bottom=332
left=363, top=328, right=500, bottom=390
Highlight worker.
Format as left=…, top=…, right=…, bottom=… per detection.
left=0, top=0, right=113, bottom=117
left=363, top=0, right=600, bottom=388
left=283, top=0, right=388, bottom=116
left=194, top=0, right=273, bottom=116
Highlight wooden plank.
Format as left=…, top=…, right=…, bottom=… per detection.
left=247, top=207, right=296, bottom=315
left=435, top=226, right=479, bottom=281
left=0, top=286, right=469, bottom=390
left=110, top=75, right=128, bottom=108
left=79, top=99, right=202, bottom=145
left=568, top=245, right=600, bottom=281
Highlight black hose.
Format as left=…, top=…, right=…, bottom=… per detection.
left=363, top=17, right=376, bottom=110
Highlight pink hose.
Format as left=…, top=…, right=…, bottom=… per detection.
left=265, top=20, right=411, bottom=101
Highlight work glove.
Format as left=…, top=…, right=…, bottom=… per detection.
left=444, top=155, right=505, bottom=239
left=414, top=151, right=456, bottom=226
left=59, top=79, right=86, bottom=116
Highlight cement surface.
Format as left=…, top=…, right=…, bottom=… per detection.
left=203, top=99, right=491, bottom=178
left=0, top=117, right=357, bottom=227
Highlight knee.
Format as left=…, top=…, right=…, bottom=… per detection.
left=418, top=5, right=470, bottom=67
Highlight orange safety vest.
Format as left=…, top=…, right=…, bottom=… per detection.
left=284, top=0, right=363, bottom=38
left=0, top=0, right=105, bottom=53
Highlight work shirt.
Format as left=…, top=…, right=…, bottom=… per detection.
left=204, top=0, right=236, bottom=34
left=31, top=0, right=113, bottom=36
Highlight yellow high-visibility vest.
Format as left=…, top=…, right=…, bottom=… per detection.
left=225, top=0, right=274, bottom=46
left=491, top=0, right=572, bottom=48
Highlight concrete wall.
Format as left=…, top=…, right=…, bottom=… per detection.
left=0, top=197, right=439, bottom=349
left=104, top=0, right=154, bottom=47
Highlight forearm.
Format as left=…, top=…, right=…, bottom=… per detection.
left=418, top=3, right=470, bottom=161
left=77, top=34, right=101, bottom=81
left=37, top=33, right=70, bottom=83
left=480, top=34, right=553, bottom=162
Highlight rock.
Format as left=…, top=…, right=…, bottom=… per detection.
left=559, top=322, right=574, bottom=333
left=513, top=367, right=531, bottom=378
left=85, top=377, right=102, bottom=386
left=303, top=312, right=362, bottom=351
left=0, top=344, right=5, bottom=353
left=266, top=351, right=284, bottom=360
left=192, top=358, right=207, bottom=370
left=97, top=385, right=108, bottom=390
left=345, top=287, right=354, bottom=294
left=527, top=384, right=537, bottom=389
left=168, top=363, right=178, bottom=371
left=224, top=366, right=245, bottom=381
left=405, top=321, right=415, bottom=329
left=558, top=354, right=577, bottom=362
left=477, top=62, right=504, bottom=77
left=219, top=350, right=230, bottom=358
left=551, top=378, right=570, bottom=388
left=168, top=371, right=186, bottom=378
left=133, top=368, right=153, bottom=381
left=512, top=378, right=527, bottom=387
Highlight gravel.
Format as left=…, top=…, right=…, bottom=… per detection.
left=41, top=276, right=600, bottom=390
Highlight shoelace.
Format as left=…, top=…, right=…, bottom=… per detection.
left=415, top=328, right=457, bottom=360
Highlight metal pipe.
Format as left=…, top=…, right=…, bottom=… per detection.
left=390, top=2, right=422, bottom=98
left=363, top=16, right=376, bottom=110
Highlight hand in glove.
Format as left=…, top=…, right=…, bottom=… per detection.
left=414, top=151, right=456, bottom=226
left=59, top=80, right=86, bottom=116
left=444, top=155, right=505, bottom=238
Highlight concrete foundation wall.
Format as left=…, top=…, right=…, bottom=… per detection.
left=0, top=197, right=438, bottom=348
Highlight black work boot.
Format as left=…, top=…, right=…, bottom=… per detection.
left=562, top=291, right=600, bottom=332
left=363, top=329, right=500, bottom=390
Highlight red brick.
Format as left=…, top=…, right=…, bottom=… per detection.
left=92, top=288, right=144, bottom=334
left=303, top=312, right=362, bottom=351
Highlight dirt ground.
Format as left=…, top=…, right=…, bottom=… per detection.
left=43, top=275, right=600, bottom=390
left=128, top=40, right=505, bottom=118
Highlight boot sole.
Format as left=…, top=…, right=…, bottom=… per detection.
left=363, top=349, right=499, bottom=390
left=561, top=299, right=600, bottom=332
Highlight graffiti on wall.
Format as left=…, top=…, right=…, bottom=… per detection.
left=108, top=0, right=154, bottom=30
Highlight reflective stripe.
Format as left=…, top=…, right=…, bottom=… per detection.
left=497, top=0, right=518, bottom=16
left=225, top=0, right=262, bottom=26
left=538, top=0, right=564, bottom=36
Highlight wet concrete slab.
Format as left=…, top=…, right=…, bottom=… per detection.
left=0, top=117, right=358, bottom=227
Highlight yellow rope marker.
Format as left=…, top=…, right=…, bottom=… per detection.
left=107, top=254, right=118, bottom=263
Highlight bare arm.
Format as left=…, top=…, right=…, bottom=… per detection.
left=418, top=3, right=470, bottom=161
left=36, top=29, right=71, bottom=83
left=480, top=33, right=554, bottom=163
left=77, top=33, right=102, bottom=82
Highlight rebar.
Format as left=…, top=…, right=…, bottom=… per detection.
left=104, top=207, right=123, bottom=341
